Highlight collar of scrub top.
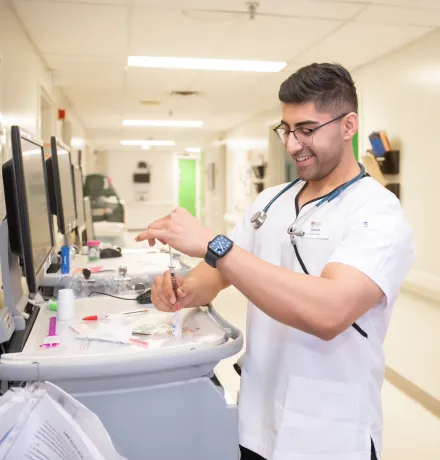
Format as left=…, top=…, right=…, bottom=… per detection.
left=250, top=162, right=366, bottom=230
left=287, top=163, right=366, bottom=239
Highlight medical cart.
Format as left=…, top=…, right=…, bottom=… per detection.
left=0, top=296, right=243, bottom=460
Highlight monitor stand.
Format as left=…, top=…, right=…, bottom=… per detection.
left=0, top=220, right=29, bottom=331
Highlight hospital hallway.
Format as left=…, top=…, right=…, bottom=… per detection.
left=1, top=0, right=440, bottom=458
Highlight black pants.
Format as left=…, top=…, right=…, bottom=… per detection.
left=239, top=445, right=265, bottom=460
left=240, top=439, right=378, bottom=460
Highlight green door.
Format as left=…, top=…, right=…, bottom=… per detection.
left=353, top=131, right=359, bottom=161
left=178, top=159, right=197, bottom=216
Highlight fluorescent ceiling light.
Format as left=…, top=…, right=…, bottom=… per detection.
left=127, top=56, right=286, bottom=73
left=185, top=147, right=201, bottom=153
left=120, top=140, right=176, bottom=146
left=123, top=120, right=203, bottom=127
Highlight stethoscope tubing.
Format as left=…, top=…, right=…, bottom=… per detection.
left=250, top=163, right=366, bottom=232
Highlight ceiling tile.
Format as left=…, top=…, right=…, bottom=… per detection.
left=39, top=0, right=131, bottom=4
left=49, top=63, right=125, bottom=91
left=357, top=5, right=440, bottom=26
left=13, top=0, right=127, bottom=56
left=134, top=0, right=362, bottom=21
left=256, top=0, right=363, bottom=20
left=132, top=0, right=251, bottom=9
left=409, top=0, right=440, bottom=8
left=256, top=68, right=300, bottom=95
left=64, top=89, right=124, bottom=110
left=215, top=15, right=342, bottom=61
left=44, top=54, right=124, bottom=67
left=295, top=22, right=434, bottom=71
left=314, top=0, right=414, bottom=5
left=13, top=0, right=439, bottom=153
left=127, top=7, right=237, bottom=57
left=188, top=71, right=270, bottom=95
left=124, top=68, right=198, bottom=96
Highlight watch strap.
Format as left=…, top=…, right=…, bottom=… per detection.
left=204, top=248, right=217, bottom=268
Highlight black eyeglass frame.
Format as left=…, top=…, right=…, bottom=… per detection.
left=273, top=112, right=349, bottom=146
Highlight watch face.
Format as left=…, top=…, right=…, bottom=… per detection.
left=210, top=235, right=232, bottom=257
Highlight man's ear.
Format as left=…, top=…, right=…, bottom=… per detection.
left=343, top=113, right=358, bottom=141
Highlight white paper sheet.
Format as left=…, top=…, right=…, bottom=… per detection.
left=0, top=383, right=126, bottom=460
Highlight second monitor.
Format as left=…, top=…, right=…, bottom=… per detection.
left=45, top=137, right=77, bottom=245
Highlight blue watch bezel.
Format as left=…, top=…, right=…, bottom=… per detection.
left=205, top=234, right=233, bottom=268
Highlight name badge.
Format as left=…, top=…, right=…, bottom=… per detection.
left=302, top=221, right=329, bottom=240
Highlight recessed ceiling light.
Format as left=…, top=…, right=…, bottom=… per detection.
left=122, top=120, right=203, bottom=127
left=185, top=147, right=201, bottom=153
left=127, top=56, right=286, bottom=73
left=120, top=140, right=176, bottom=146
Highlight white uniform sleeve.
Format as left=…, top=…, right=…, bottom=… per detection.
left=327, top=199, right=415, bottom=306
left=227, top=209, right=256, bottom=253
left=226, top=188, right=276, bottom=253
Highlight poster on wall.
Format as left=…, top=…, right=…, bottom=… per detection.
left=133, top=161, right=151, bottom=201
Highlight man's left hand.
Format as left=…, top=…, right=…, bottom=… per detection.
left=135, top=207, right=215, bottom=258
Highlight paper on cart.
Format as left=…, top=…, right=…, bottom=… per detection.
left=71, top=322, right=133, bottom=344
left=0, top=390, right=30, bottom=448
left=43, top=382, right=126, bottom=459
left=0, top=383, right=126, bottom=460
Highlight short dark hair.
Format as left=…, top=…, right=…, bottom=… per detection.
left=278, top=63, right=358, bottom=115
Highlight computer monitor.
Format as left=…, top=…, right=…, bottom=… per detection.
left=46, top=137, right=77, bottom=243
left=2, top=126, right=56, bottom=297
left=84, top=196, right=95, bottom=242
left=72, top=165, right=85, bottom=228
left=72, top=165, right=86, bottom=245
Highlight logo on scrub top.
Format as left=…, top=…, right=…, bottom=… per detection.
left=310, top=221, right=322, bottom=233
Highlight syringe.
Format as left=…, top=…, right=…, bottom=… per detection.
left=169, top=245, right=182, bottom=339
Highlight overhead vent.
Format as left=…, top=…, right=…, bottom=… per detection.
left=170, top=90, right=201, bottom=97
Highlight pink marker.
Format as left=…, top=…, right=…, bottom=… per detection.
left=40, top=317, right=60, bottom=348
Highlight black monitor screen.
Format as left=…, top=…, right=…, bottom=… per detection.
left=73, top=166, right=85, bottom=229
left=21, top=138, right=54, bottom=275
left=47, top=138, right=76, bottom=235
left=3, top=126, right=55, bottom=296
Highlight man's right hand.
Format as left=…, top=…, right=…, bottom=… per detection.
left=150, top=270, right=196, bottom=312
left=150, top=261, right=231, bottom=312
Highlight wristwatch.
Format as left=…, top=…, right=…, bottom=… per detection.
left=204, top=235, right=234, bottom=268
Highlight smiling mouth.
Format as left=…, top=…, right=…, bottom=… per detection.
left=293, top=154, right=314, bottom=164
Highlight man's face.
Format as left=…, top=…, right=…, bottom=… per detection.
left=279, top=102, right=347, bottom=182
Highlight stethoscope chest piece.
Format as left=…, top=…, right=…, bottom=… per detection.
left=251, top=211, right=267, bottom=229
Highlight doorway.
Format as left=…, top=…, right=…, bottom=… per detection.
left=178, top=158, right=197, bottom=217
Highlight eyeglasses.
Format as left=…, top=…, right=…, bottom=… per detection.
left=273, top=113, right=348, bottom=147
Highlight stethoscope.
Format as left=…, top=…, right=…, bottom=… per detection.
left=250, top=163, right=366, bottom=241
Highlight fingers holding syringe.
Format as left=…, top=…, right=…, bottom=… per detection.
left=150, top=271, right=183, bottom=312
left=135, top=227, right=167, bottom=244
left=151, top=274, right=174, bottom=312
left=165, top=272, right=186, bottom=305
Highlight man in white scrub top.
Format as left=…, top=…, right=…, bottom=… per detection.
left=136, top=63, right=415, bottom=460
